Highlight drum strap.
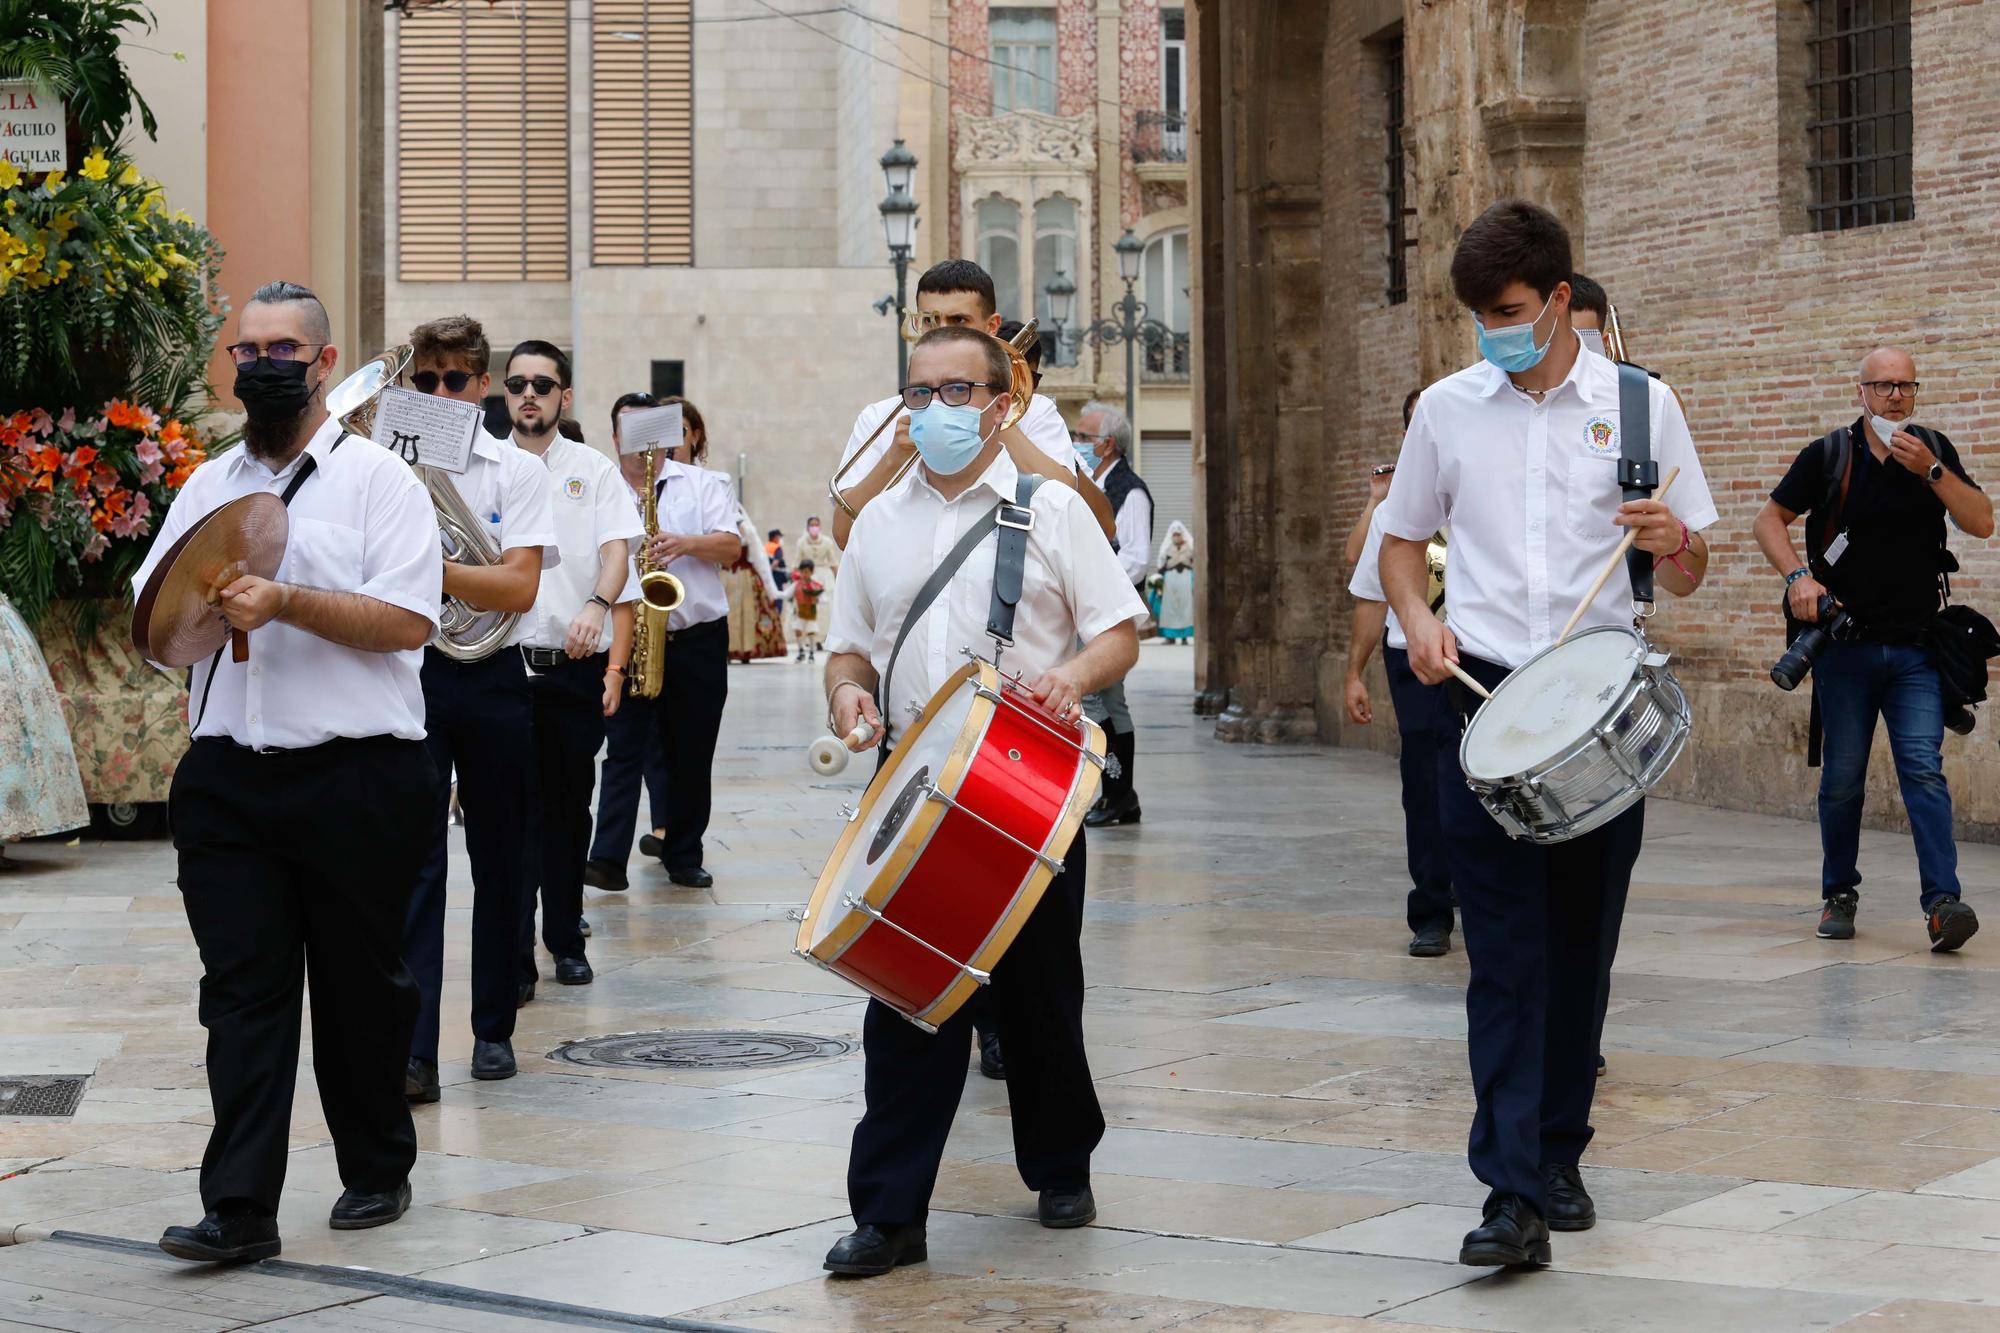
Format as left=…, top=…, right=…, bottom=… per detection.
left=1617, top=362, right=1658, bottom=608
left=188, top=433, right=347, bottom=734
left=880, top=473, right=1045, bottom=717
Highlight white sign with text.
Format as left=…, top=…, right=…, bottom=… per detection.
left=616, top=402, right=684, bottom=457
left=0, top=83, right=66, bottom=172
left=369, top=387, right=481, bottom=475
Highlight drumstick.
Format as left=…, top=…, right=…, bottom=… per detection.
left=1446, top=661, right=1492, bottom=701
left=1557, top=466, right=1682, bottom=644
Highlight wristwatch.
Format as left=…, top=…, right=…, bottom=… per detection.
left=1927, top=461, right=1944, bottom=484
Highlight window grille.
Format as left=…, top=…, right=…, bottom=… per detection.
left=1805, top=0, right=1913, bottom=231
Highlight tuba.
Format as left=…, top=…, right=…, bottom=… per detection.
left=626, top=442, right=685, bottom=699
left=326, top=347, right=520, bottom=661
left=827, top=320, right=1040, bottom=516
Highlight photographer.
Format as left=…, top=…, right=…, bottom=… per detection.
left=1753, top=348, right=1994, bottom=951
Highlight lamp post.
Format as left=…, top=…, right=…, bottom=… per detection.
left=1057, top=229, right=1174, bottom=429
left=1044, top=269, right=1075, bottom=366
left=877, top=139, right=920, bottom=384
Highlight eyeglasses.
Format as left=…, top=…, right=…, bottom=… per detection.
left=504, top=375, right=562, bottom=397
left=1860, top=380, right=1921, bottom=398
left=410, top=369, right=478, bottom=395
left=899, top=381, right=999, bottom=411
left=225, top=340, right=323, bottom=368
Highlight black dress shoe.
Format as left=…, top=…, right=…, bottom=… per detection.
left=1083, top=791, right=1141, bottom=828
left=471, top=1038, right=516, bottom=1080
left=1038, top=1184, right=1096, bottom=1229
left=555, top=956, right=593, bottom=985
left=517, top=980, right=535, bottom=1007
left=1408, top=924, right=1452, bottom=958
left=405, top=1056, right=439, bottom=1105
left=583, top=859, right=628, bottom=892
left=978, top=1028, right=1005, bottom=1080
left=667, top=865, right=713, bottom=888
left=822, top=1223, right=927, bottom=1276
left=329, top=1180, right=412, bottom=1231
left=1543, top=1163, right=1596, bottom=1231
left=159, top=1211, right=280, bottom=1264
left=1458, top=1194, right=1551, bottom=1267
left=638, top=833, right=666, bottom=859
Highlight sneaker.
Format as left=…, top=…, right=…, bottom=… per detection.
left=1818, top=890, right=1858, bottom=940
left=1927, top=896, right=1980, bottom=953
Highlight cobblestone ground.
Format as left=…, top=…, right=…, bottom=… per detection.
left=4, top=645, right=2000, bottom=1331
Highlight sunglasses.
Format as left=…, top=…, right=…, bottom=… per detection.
left=225, top=340, right=323, bottom=368
left=505, top=375, right=562, bottom=397
left=410, top=369, right=477, bottom=394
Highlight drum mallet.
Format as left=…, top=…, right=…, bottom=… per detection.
left=807, top=722, right=877, bottom=776
left=1557, top=465, right=1681, bottom=644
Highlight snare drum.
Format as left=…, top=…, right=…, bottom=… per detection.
left=793, top=659, right=1105, bottom=1030
left=1458, top=626, right=1690, bottom=844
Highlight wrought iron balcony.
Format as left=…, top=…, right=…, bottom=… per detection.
left=1132, top=109, right=1187, bottom=164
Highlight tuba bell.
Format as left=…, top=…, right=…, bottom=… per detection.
left=326, top=347, right=521, bottom=661
left=827, top=320, right=1040, bottom=516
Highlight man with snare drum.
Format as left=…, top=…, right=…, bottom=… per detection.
left=1380, top=201, right=1716, bottom=1271
left=820, top=325, right=1143, bottom=1277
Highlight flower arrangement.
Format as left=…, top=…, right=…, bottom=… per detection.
left=0, top=399, right=209, bottom=625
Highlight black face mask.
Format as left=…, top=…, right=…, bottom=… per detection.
left=234, top=357, right=317, bottom=425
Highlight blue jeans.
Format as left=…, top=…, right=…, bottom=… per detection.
left=1814, top=641, right=1961, bottom=910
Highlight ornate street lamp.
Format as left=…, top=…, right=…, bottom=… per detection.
left=877, top=139, right=920, bottom=383
left=1063, top=230, right=1177, bottom=428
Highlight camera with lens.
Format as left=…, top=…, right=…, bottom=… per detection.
left=1771, top=595, right=1856, bottom=691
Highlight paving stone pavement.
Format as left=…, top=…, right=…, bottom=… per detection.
left=3, top=645, right=2000, bottom=1330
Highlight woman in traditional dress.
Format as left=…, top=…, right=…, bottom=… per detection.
left=1155, top=521, right=1195, bottom=643
left=0, top=593, right=89, bottom=864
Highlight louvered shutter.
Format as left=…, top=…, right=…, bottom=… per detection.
left=592, top=0, right=694, bottom=266
left=396, top=0, right=570, bottom=282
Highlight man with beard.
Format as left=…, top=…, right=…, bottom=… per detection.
left=502, top=340, right=644, bottom=987
left=138, top=282, right=442, bottom=1262
left=398, top=315, right=554, bottom=1102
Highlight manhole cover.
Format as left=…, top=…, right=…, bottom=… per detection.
left=549, top=1030, right=854, bottom=1071
left=0, top=1076, right=86, bottom=1118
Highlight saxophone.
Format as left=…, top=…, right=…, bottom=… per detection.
left=627, top=444, right=684, bottom=698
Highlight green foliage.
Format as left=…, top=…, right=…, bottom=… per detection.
left=0, top=0, right=160, bottom=151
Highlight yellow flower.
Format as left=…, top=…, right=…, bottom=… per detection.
left=2, top=199, right=13, bottom=216
left=80, top=148, right=110, bottom=182
left=0, top=159, right=19, bottom=190
left=53, top=259, right=71, bottom=280
left=49, top=209, right=77, bottom=238
left=42, top=169, right=63, bottom=192
left=118, top=163, right=142, bottom=186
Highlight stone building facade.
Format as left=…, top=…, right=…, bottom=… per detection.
left=1191, top=0, right=2000, bottom=837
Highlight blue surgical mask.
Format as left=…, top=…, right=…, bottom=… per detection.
left=1474, top=290, right=1557, bottom=373
left=909, top=401, right=991, bottom=475
left=1074, top=437, right=1099, bottom=471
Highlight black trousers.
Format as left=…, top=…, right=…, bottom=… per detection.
left=1440, top=653, right=1643, bottom=1213
left=588, top=690, right=669, bottom=866
left=172, top=735, right=435, bottom=1217
left=649, top=617, right=729, bottom=871
left=405, top=647, right=535, bottom=1063
left=521, top=651, right=607, bottom=975
left=1383, top=644, right=1455, bottom=934
left=847, top=831, right=1102, bottom=1226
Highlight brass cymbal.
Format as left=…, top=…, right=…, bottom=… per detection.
left=133, top=492, right=291, bottom=667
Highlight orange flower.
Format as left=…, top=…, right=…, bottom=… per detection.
left=104, top=400, right=147, bottom=429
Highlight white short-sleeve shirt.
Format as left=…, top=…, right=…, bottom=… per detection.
left=1377, top=340, right=1718, bottom=670
left=436, top=430, right=558, bottom=649
left=651, top=459, right=741, bottom=631
left=827, top=448, right=1147, bottom=748
left=518, top=434, right=645, bottom=649
left=838, top=391, right=1075, bottom=483
left=1348, top=507, right=1410, bottom=651
left=130, top=415, right=443, bottom=752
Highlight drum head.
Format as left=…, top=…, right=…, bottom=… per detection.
left=1462, top=628, right=1643, bottom=780
left=807, top=675, right=982, bottom=950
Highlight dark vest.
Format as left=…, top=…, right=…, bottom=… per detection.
left=1102, top=457, right=1154, bottom=553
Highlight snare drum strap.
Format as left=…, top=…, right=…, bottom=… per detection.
left=879, top=473, right=1047, bottom=716
left=1616, top=362, right=1657, bottom=607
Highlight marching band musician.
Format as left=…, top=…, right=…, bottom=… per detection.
left=585, top=393, right=672, bottom=892
left=819, top=326, right=1145, bottom=1277
left=399, top=316, right=555, bottom=1099
left=1379, top=202, right=1716, bottom=1270
left=641, top=396, right=744, bottom=888
left=145, top=282, right=442, bottom=1263
left=504, top=341, right=645, bottom=990
left=828, top=258, right=1114, bottom=548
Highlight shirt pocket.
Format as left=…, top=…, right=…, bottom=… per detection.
left=283, top=515, right=366, bottom=590
left=1564, top=450, right=1626, bottom=542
